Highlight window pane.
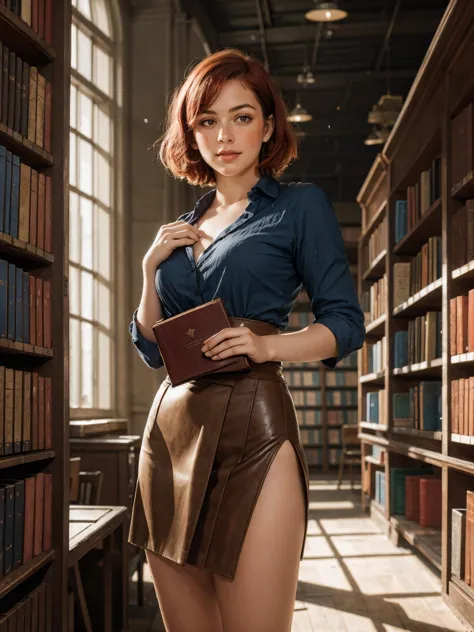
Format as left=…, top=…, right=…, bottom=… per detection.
left=94, top=105, right=111, bottom=153
left=70, top=85, right=77, bottom=129
left=94, top=0, right=111, bottom=37
left=80, top=197, right=93, bottom=270
left=70, top=318, right=80, bottom=408
left=69, top=132, right=77, bottom=187
left=77, top=29, right=92, bottom=81
left=78, top=138, right=93, bottom=195
left=69, top=192, right=80, bottom=263
left=69, top=265, right=80, bottom=316
left=93, top=46, right=111, bottom=96
left=98, top=332, right=111, bottom=409
left=81, top=322, right=93, bottom=408
left=94, top=151, right=110, bottom=206
left=78, top=91, right=93, bottom=138
left=97, top=281, right=110, bottom=329
left=78, top=0, right=91, bottom=19
left=81, top=270, right=93, bottom=321
left=96, top=206, right=110, bottom=280
left=71, top=25, right=77, bottom=70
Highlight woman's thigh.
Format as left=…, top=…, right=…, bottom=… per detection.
left=146, top=550, right=223, bottom=632
left=213, top=439, right=306, bottom=632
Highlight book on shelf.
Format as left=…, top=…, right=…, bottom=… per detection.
left=361, top=215, right=387, bottom=272
left=360, top=274, right=386, bottom=323
left=392, top=382, right=442, bottom=431
left=419, top=478, right=442, bottom=528
left=362, top=336, right=386, bottom=374
left=0, top=366, right=52, bottom=456
left=450, top=290, right=474, bottom=356
left=390, top=467, right=434, bottom=515
left=451, top=378, right=474, bottom=436
left=366, top=390, right=385, bottom=424
left=452, top=508, right=467, bottom=580
left=0, top=582, right=50, bottom=630
left=375, top=470, right=385, bottom=506
left=466, top=491, right=474, bottom=586
left=452, top=200, right=474, bottom=269
left=394, top=312, right=442, bottom=367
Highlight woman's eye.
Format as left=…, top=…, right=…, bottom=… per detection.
left=199, top=119, right=215, bottom=127
left=237, top=115, right=252, bottom=123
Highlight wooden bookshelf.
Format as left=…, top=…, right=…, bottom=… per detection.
left=0, top=2, right=69, bottom=631
left=356, top=1, right=474, bottom=626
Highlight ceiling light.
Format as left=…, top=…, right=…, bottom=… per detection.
left=368, top=94, right=403, bottom=127
left=297, top=68, right=316, bottom=85
left=364, top=128, right=384, bottom=146
left=305, top=2, right=348, bottom=22
left=288, top=103, right=313, bottom=123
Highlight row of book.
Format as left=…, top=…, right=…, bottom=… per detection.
left=0, top=368, right=52, bottom=455
left=366, top=390, right=386, bottom=425
left=452, top=491, right=474, bottom=586
left=393, top=382, right=442, bottom=431
left=326, top=371, right=358, bottom=386
left=394, top=159, right=441, bottom=244
left=452, top=102, right=473, bottom=188
left=0, top=147, right=52, bottom=250
left=328, top=448, right=342, bottom=466
left=285, top=353, right=358, bottom=369
left=288, top=310, right=314, bottom=328
left=0, top=472, right=52, bottom=577
left=284, top=370, right=321, bottom=387
left=328, top=428, right=342, bottom=444
left=0, top=45, right=51, bottom=151
left=297, top=409, right=322, bottom=426
left=7, top=0, right=53, bottom=44
left=292, top=390, right=321, bottom=407
left=361, top=215, right=387, bottom=272
left=360, top=274, right=386, bottom=324
left=304, top=447, right=344, bottom=466
left=326, top=390, right=357, bottom=406
left=296, top=408, right=358, bottom=426
left=0, top=582, right=49, bottom=630
left=451, top=200, right=474, bottom=270
left=404, top=473, right=441, bottom=527
left=390, top=467, right=435, bottom=517
left=361, top=336, right=386, bottom=375
left=0, top=260, right=51, bottom=347
left=393, top=238, right=441, bottom=308
left=300, top=428, right=323, bottom=445
left=450, top=291, right=474, bottom=356
left=394, top=312, right=442, bottom=367
left=451, top=378, right=474, bottom=435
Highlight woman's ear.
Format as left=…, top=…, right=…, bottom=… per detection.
left=263, top=114, right=275, bottom=143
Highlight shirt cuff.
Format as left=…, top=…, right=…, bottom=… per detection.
left=315, top=316, right=351, bottom=370
left=129, top=308, right=164, bottom=370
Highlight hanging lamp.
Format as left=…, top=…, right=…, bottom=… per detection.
left=305, top=2, right=348, bottom=22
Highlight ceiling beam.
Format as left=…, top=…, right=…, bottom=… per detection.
left=276, top=68, right=414, bottom=91
left=218, top=12, right=443, bottom=47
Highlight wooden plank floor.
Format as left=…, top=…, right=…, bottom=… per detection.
left=129, top=473, right=467, bottom=632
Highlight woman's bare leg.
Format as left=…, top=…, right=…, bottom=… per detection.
left=146, top=550, right=223, bottom=632
left=214, top=440, right=306, bottom=632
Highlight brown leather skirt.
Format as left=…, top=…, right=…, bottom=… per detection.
left=128, top=317, right=310, bottom=581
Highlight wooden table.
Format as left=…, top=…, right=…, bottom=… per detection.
left=69, top=506, right=129, bottom=632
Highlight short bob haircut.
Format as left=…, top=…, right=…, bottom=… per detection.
left=158, top=48, right=298, bottom=187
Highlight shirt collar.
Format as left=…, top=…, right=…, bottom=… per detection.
left=190, top=174, right=280, bottom=223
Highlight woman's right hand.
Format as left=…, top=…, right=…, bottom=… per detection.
left=142, top=220, right=204, bottom=271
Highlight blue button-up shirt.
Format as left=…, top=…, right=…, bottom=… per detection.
left=130, top=175, right=365, bottom=371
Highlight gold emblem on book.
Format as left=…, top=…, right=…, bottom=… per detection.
left=186, top=328, right=196, bottom=339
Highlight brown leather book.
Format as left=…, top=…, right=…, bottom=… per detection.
left=29, top=275, right=36, bottom=346
left=44, top=377, right=51, bottom=449
left=35, top=278, right=43, bottom=348
left=42, top=474, right=52, bottom=551
left=43, top=280, right=50, bottom=349
left=31, top=372, right=38, bottom=451
left=23, top=372, right=31, bottom=451
left=44, top=176, right=52, bottom=253
left=33, top=473, right=44, bottom=557
left=13, top=370, right=23, bottom=453
left=38, top=376, right=44, bottom=450
left=152, top=298, right=251, bottom=387
left=36, top=173, right=45, bottom=251
left=23, top=476, right=35, bottom=563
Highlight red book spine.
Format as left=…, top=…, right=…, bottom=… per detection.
left=43, top=279, right=51, bottom=349
left=419, top=478, right=442, bottom=528
left=44, top=0, right=52, bottom=43
left=44, top=175, right=52, bottom=253
left=33, top=473, right=44, bottom=556
left=43, top=473, right=52, bottom=551
left=405, top=476, right=421, bottom=522
left=31, top=0, right=38, bottom=33
left=35, top=278, right=43, bottom=347
left=31, top=372, right=39, bottom=451
left=44, top=376, right=51, bottom=449
left=43, top=81, right=51, bottom=153
left=37, top=173, right=45, bottom=250
left=23, top=476, right=36, bottom=563
left=29, top=169, right=38, bottom=247
left=37, top=0, right=44, bottom=39
left=29, top=275, right=36, bottom=346
left=468, top=289, right=474, bottom=353
left=38, top=376, right=45, bottom=450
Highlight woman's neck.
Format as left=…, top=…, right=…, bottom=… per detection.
left=213, top=169, right=261, bottom=208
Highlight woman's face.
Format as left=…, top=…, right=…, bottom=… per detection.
left=192, top=79, right=274, bottom=180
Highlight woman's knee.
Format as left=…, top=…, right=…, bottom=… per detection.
left=146, top=550, right=223, bottom=632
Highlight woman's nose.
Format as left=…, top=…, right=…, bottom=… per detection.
left=217, top=126, right=233, bottom=143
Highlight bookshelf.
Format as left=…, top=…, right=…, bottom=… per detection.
left=0, top=2, right=69, bottom=631
left=286, top=229, right=360, bottom=471
left=356, top=0, right=474, bottom=626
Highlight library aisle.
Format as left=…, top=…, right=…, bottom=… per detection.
left=129, top=472, right=466, bottom=632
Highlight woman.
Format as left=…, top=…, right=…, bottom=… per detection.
left=129, top=48, right=365, bottom=632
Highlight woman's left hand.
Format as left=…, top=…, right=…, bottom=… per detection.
left=201, top=326, right=272, bottom=364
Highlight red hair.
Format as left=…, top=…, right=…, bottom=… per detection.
left=158, top=49, right=298, bottom=187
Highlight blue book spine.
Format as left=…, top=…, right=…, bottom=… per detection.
left=10, top=155, right=20, bottom=239
left=393, top=393, right=410, bottom=418
left=0, top=259, right=7, bottom=338
left=15, top=266, right=22, bottom=342
left=23, top=271, right=29, bottom=345
left=4, top=151, right=12, bottom=235
left=7, top=263, right=15, bottom=340
left=0, top=146, right=6, bottom=233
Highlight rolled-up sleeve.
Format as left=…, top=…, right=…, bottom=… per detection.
left=129, top=308, right=164, bottom=370
left=292, top=185, right=365, bottom=369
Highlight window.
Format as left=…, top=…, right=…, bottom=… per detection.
left=69, top=0, right=121, bottom=416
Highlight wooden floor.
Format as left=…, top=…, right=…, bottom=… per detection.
left=129, top=473, right=467, bottom=632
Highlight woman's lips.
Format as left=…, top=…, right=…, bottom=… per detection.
left=217, top=152, right=241, bottom=162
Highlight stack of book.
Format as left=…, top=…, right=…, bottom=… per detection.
left=361, top=337, right=386, bottom=374
left=360, top=274, right=386, bottom=324
left=451, top=378, right=474, bottom=435
left=390, top=467, right=435, bottom=515
left=450, top=292, right=474, bottom=356
left=405, top=475, right=442, bottom=527
left=392, top=382, right=442, bottom=431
